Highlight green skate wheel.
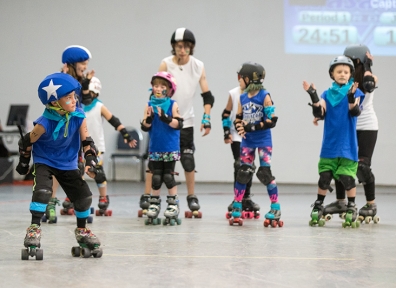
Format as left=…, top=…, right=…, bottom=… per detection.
left=152, top=218, right=159, bottom=225
left=356, top=221, right=360, bottom=228
left=144, top=219, right=150, bottom=225
left=21, top=249, right=29, bottom=260
left=342, top=222, right=347, bottom=228
left=35, top=249, right=43, bottom=260
left=318, top=219, right=325, bottom=227
left=170, top=219, right=176, bottom=226
left=309, top=220, right=314, bottom=226
left=176, top=218, right=182, bottom=225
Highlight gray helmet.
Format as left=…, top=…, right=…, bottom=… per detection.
left=171, top=28, right=195, bottom=45
left=328, top=56, right=354, bottom=79
left=344, top=44, right=370, bottom=63
left=237, top=62, right=266, bottom=85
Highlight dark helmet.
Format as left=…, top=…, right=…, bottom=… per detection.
left=344, top=44, right=370, bottom=63
left=328, top=56, right=355, bottom=79
left=237, top=62, right=266, bottom=85
left=171, top=28, right=195, bottom=45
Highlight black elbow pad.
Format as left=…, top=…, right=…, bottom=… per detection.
left=201, top=91, right=214, bottom=107
left=350, top=104, right=361, bottom=117
left=174, top=117, right=184, bottom=130
left=140, top=121, right=151, bottom=132
left=363, top=75, right=376, bottom=93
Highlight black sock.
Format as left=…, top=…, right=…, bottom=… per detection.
left=347, top=197, right=355, bottom=203
left=317, top=194, right=325, bottom=203
left=77, top=218, right=87, bottom=228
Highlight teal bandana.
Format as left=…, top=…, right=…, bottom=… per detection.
left=43, top=108, right=85, bottom=140
left=327, top=79, right=353, bottom=107
left=83, top=98, right=101, bottom=112
left=150, top=95, right=171, bottom=114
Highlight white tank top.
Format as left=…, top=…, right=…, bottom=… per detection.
left=162, top=55, right=204, bottom=128
left=356, top=91, right=378, bottom=131
left=85, top=101, right=106, bottom=152
left=229, top=86, right=242, bottom=142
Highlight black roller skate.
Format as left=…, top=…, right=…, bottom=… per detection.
left=323, top=200, right=347, bottom=221
left=342, top=202, right=360, bottom=228
left=264, top=202, right=283, bottom=227
left=72, top=227, right=102, bottom=258
left=96, top=195, right=112, bottom=216
left=358, top=203, right=379, bottom=224
left=185, top=194, right=202, bottom=218
left=41, top=197, right=60, bottom=224
left=242, top=196, right=260, bottom=219
left=138, top=194, right=150, bottom=217
left=163, top=195, right=182, bottom=226
left=309, top=200, right=325, bottom=227
left=21, top=224, right=43, bottom=260
left=60, top=197, right=75, bottom=215
left=229, top=201, right=243, bottom=226
left=145, top=196, right=161, bottom=225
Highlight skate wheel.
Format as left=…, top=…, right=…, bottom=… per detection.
left=87, top=216, right=93, bottom=224
left=41, top=215, right=47, bottom=222
left=365, top=216, right=372, bottom=224
left=21, top=249, right=29, bottom=260
left=356, top=221, right=360, bottom=228
left=35, top=248, right=43, bottom=260
left=325, top=214, right=332, bottom=221
left=197, top=211, right=202, bottom=218
left=340, top=212, right=346, bottom=219
left=67, top=209, right=74, bottom=216
left=192, top=210, right=201, bottom=218
left=60, top=209, right=66, bottom=215
left=176, top=218, right=182, bottom=225
left=71, top=246, right=81, bottom=257
left=170, top=219, right=176, bottom=226
left=92, top=248, right=103, bottom=258
left=373, top=215, right=380, bottom=224
left=318, top=219, right=325, bottom=227
left=225, top=212, right=231, bottom=219
left=138, top=210, right=143, bottom=217
left=351, top=222, right=357, bottom=228
left=271, top=220, right=277, bottom=228
left=241, top=211, right=246, bottom=219
left=264, top=219, right=270, bottom=227
left=309, top=220, right=314, bottom=226
left=105, top=210, right=112, bottom=216
left=81, top=247, right=91, bottom=258
left=95, top=210, right=101, bottom=216
left=254, top=212, right=260, bottom=219
left=185, top=211, right=192, bottom=218
left=238, top=219, right=243, bottom=226
left=145, top=219, right=150, bottom=225
left=342, top=222, right=347, bottom=228
left=357, top=215, right=364, bottom=223
left=278, top=220, right=284, bottom=227
left=229, top=218, right=233, bottom=226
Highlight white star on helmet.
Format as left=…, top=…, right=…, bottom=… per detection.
left=42, top=80, right=62, bottom=101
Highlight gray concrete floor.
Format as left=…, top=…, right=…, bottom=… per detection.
left=0, top=181, right=395, bottom=288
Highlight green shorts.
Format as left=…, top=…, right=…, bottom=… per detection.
left=318, top=158, right=358, bottom=180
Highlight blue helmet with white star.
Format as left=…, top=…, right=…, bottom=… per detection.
left=38, top=73, right=81, bottom=105
left=62, top=45, right=92, bottom=64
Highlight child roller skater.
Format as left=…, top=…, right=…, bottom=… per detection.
left=140, top=72, right=183, bottom=226
left=222, top=83, right=258, bottom=219
left=232, top=62, right=281, bottom=227
left=83, top=76, right=137, bottom=216
left=324, top=45, right=380, bottom=225
left=17, top=72, right=102, bottom=260
left=303, top=55, right=364, bottom=228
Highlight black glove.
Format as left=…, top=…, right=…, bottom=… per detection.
left=16, top=156, right=30, bottom=175
left=81, top=77, right=91, bottom=90
left=347, top=89, right=356, bottom=104
left=119, top=128, right=133, bottom=143
left=159, top=113, right=173, bottom=124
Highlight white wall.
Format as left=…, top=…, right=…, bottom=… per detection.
left=1, top=0, right=395, bottom=185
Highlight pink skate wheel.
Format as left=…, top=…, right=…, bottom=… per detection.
left=271, top=220, right=277, bottom=228
left=278, top=220, right=284, bottom=227
left=105, top=210, right=112, bottom=216
left=67, top=209, right=74, bottom=215
left=238, top=219, right=243, bottom=226
left=225, top=212, right=231, bottom=219
left=263, top=219, right=270, bottom=227
left=95, top=210, right=101, bottom=216
left=229, top=218, right=233, bottom=226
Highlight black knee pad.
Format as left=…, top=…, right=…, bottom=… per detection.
left=181, top=151, right=195, bottom=172
left=318, top=171, right=333, bottom=190
left=152, top=169, right=163, bottom=190
left=356, top=160, right=374, bottom=185
left=256, top=166, right=275, bottom=185
left=32, top=189, right=52, bottom=204
left=338, top=175, right=356, bottom=190
left=236, top=164, right=255, bottom=184
left=73, top=196, right=92, bottom=212
left=94, top=165, right=107, bottom=184
left=163, top=169, right=177, bottom=189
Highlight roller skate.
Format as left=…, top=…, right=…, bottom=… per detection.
left=21, top=224, right=43, bottom=260
left=72, top=227, right=102, bottom=258
left=242, top=196, right=260, bottom=219
left=323, top=200, right=347, bottom=221
left=264, top=202, right=283, bottom=227
left=309, top=200, right=325, bottom=227
left=96, top=195, right=112, bottom=216
left=60, top=197, right=75, bottom=215
left=342, top=202, right=360, bottom=228
left=185, top=194, right=202, bottom=218
left=225, top=200, right=234, bottom=219
left=145, top=197, right=161, bottom=225
left=163, top=195, right=182, bottom=226
left=229, top=201, right=243, bottom=226
left=41, top=197, right=60, bottom=224
left=138, top=194, right=150, bottom=217
left=357, top=203, right=379, bottom=224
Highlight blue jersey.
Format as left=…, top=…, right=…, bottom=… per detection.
left=148, top=100, right=180, bottom=154
left=32, top=107, right=85, bottom=170
left=240, top=89, right=272, bottom=148
left=320, top=88, right=364, bottom=161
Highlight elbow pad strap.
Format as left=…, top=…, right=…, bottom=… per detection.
left=201, top=91, right=215, bottom=107
left=108, top=115, right=122, bottom=130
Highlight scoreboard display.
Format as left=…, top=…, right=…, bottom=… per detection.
left=284, top=0, right=396, bottom=55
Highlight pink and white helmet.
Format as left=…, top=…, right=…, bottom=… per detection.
left=151, top=72, right=177, bottom=97
left=89, top=76, right=102, bottom=94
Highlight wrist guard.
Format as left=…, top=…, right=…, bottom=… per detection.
left=223, top=127, right=231, bottom=140
left=84, top=148, right=98, bottom=170
left=81, top=93, right=93, bottom=105
left=81, top=77, right=90, bottom=90
left=306, top=85, right=319, bottom=104
left=145, top=115, right=153, bottom=125
left=18, top=132, right=32, bottom=155
left=243, top=123, right=262, bottom=132
left=309, top=103, right=325, bottom=119
left=201, top=91, right=215, bottom=107
left=16, top=155, right=30, bottom=175
left=119, top=128, right=133, bottom=142
left=201, top=113, right=211, bottom=129
left=174, top=117, right=183, bottom=130
left=347, top=90, right=356, bottom=104
left=350, top=104, right=361, bottom=117
left=141, top=120, right=151, bottom=132
left=159, top=113, right=173, bottom=124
